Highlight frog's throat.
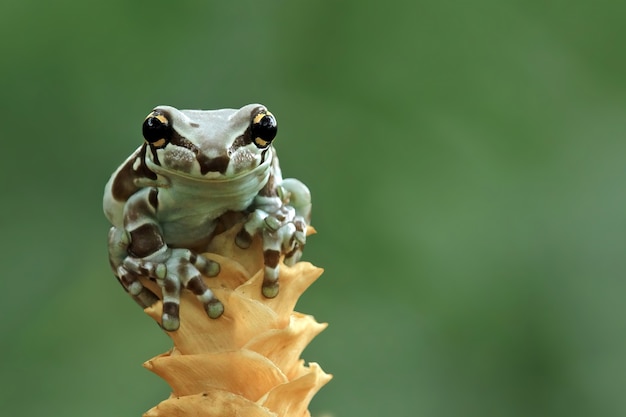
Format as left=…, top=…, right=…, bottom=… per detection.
left=145, top=157, right=272, bottom=198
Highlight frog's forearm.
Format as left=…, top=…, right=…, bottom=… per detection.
left=120, top=188, right=223, bottom=330
left=280, top=178, right=312, bottom=222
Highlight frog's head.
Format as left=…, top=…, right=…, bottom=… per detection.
left=141, top=104, right=277, bottom=179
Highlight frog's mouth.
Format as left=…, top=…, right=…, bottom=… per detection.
left=146, top=155, right=272, bottom=200
left=146, top=152, right=272, bottom=184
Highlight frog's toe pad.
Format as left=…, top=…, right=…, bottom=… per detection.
left=206, top=299, right=224, bottom=319
left=202, top=259, right=220, bottom=277
left=161, top=314, right=180, bottom=332
left=262, top=282, right=280, bottom=299
left=235, top=229, right=253, bottom=249
left=161, top=301, right=181, bottom=331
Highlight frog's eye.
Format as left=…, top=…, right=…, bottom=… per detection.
left=251, top=111, right=277, bottom=149
left=142, top=111, right=171, bottom=149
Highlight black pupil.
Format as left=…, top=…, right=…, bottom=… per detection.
left=143, top=116, right=169, bottom=143
left=254, top=114, right=277, bottom=143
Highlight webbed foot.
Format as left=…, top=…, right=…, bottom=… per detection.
left=121, top=249, right=223, bottom=331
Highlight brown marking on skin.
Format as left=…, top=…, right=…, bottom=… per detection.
left=285, top=245, right=301, bottom=259
left=148, top=188, right=159, bottom=210
left=163, top=276, right=179, bottom=294
left=251, top=106, right=267, bottom=120
left=170, top=132, right=230, bottom=175
left=162, top=301, right=179, bottom=317
left=148, top=143, right=161, bottom=166
left=111, top=144, right=157, bottom=201
left=197, top=154, right=230, bottom=175
left=258, top=173, right=278, bottom=197
left=186, top=276, right=207, bottom=296
left=124, top=198, right=155, bottom=224
left=136, top=263, right=155, bottom=276
left=136, top=144, right=158, bottom=179
left=170, top=132, right=198, bottom=153
left=111, top=160, right=138, bottom=201
left=230, top=127, right=252, bottom=151
left=176, top=262, right=189, bottom=281
left=264, top=249, right=281, bottom=269
left=294, top=219, right=305, bottom=231
left=260, top=148, right=269, bottom=164
left=118, top=269, right=137, bottom=289
left=128, top=223, right=165, bottom=257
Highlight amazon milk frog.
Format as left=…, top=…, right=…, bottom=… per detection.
left=103, top=104, right=311, bottom=331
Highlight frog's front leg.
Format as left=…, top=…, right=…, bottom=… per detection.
left=110, top=188, right=223, bottom=331
left=279, top=178, right=311, bottom=266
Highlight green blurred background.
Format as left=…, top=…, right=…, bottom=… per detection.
left=1, top=1, right=625, bottom=416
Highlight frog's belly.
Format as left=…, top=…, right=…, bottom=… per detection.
left=160, top=215, right=219, bottom=249
left=157, top=197, right=253, bottom=249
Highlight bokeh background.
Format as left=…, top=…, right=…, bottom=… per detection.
left=1, top=1, right=625, bottom=416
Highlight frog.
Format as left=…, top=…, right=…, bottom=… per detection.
left=103, top=104, right=311, bottom=331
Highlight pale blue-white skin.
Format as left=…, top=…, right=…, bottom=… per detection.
left=103, top=104, right=311, bottom=331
